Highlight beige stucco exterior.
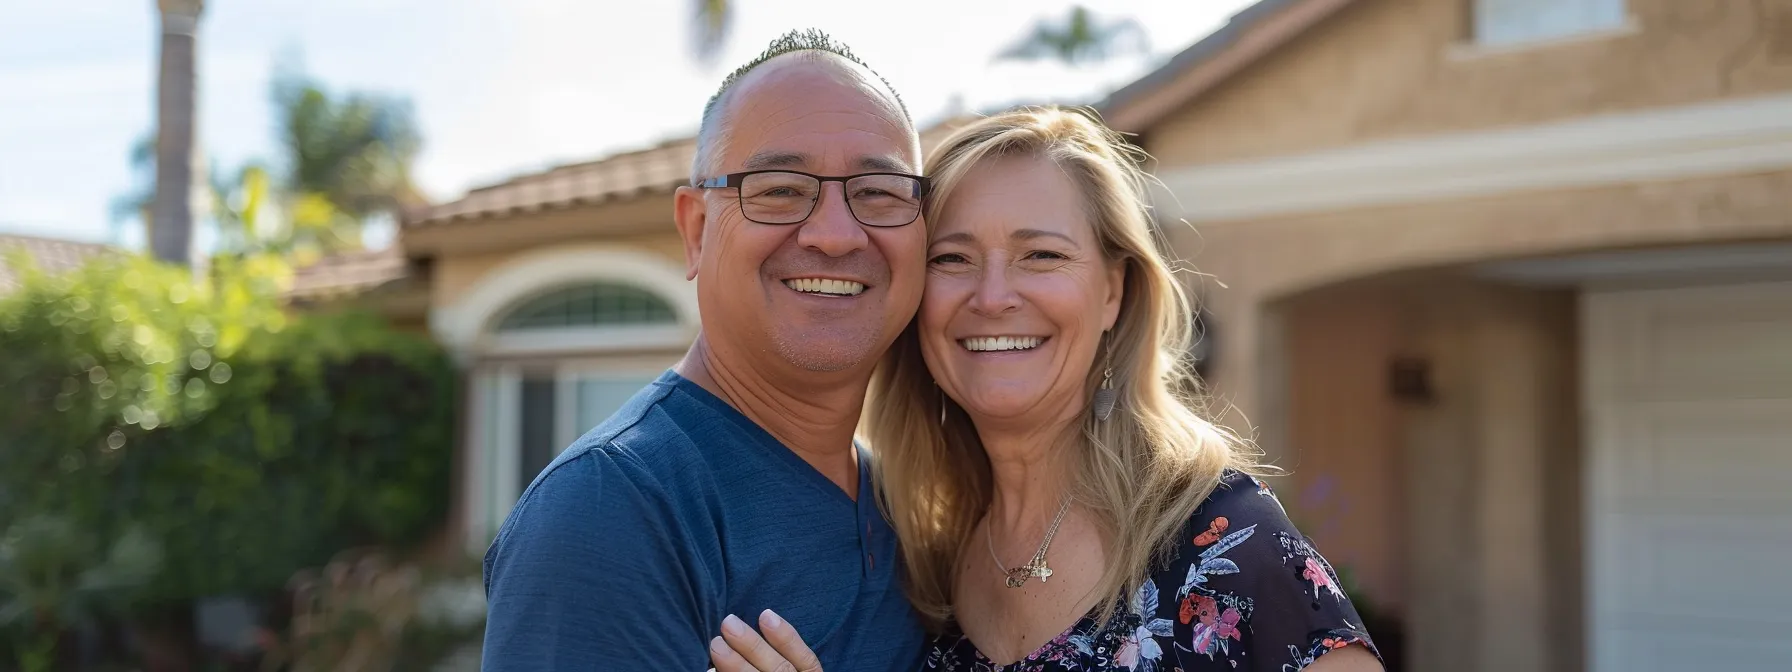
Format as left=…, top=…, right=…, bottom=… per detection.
left=1147, top=0, right=1792, bottom=166
left=1123, top=1, right=1792, bottom=670
left=427, top=227, right=686, bottom=314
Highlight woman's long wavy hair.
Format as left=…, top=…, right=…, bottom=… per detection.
left=864, top=107, right=1263, bottom=631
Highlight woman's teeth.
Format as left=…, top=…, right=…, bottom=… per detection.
left=784, top=278, right=866, bottom=296
left=960, top=336, right=1044, bottom=352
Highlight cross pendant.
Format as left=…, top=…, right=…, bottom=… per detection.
left=1003, top=563, right=1053, bottom=588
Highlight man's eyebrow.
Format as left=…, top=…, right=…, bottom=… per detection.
left=857, top=155, right=912, bottom=173
left=742, top=151, right=808, bottom=170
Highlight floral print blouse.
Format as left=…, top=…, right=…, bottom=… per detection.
left=924, top=471, right=1378, bottom=672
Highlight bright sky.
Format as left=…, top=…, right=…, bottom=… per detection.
left=0, top=0, right=1257, bottom=247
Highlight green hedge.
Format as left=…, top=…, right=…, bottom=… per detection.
left=0, top=253, right=455, bottom=606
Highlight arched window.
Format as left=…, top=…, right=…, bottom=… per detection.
left=496, top=283, right=677, bottom=331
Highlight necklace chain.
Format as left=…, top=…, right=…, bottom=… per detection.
left=985, top=496, right=1072, bottom=588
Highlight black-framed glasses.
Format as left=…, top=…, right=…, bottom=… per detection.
left=698, top=169, right=930, bottom=228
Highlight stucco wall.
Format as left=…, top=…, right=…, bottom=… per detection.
left=1283, top=286, right=1410, bottom=614
left=1147, top=0, right=1792, bottom=166
left=430, top=228, right=686, bottom=313
left=1279, top=278, right=1582, bottom=672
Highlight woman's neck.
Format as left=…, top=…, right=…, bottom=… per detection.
left=979, top=420, right=1078, bottom=538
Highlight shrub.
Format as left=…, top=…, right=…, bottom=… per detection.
left=0, top=252, right=454, bottom=611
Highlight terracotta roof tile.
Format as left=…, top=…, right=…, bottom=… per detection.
left=408, top=138, right=698, bottom=227
left=0, top=234, right=119, bottom=294
left=288, top=246, right=409, bottom=299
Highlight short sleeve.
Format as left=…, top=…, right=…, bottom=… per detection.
left=481, top=448, right=719, bottom=671
left=1160, top=473, right=1380, bottom=671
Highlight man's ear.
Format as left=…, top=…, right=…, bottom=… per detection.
left=673, top=186, right=707, bottom=280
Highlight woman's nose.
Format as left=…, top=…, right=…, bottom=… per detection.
left=968, top=266, right=1021, bottom=317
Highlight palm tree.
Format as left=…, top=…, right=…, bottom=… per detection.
left=150, top=0, right=205, bottom=266
left=995, top=5, right=1150, bottom=66
left=271, top=69, right=423, bottom=257
left=691, top=0, right=732, bottom=67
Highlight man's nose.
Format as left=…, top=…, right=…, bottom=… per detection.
left=795, top=183, right=869, bottom=258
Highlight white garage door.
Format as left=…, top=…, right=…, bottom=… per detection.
left=1583, top=280, right=1792, bottom=671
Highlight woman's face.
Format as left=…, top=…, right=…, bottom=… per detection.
left=920, top=155, right=1124, bottom=427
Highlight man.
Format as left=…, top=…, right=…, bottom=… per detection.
left=481, top=30, right=929, bottom=671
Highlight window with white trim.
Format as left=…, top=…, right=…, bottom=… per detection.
left=496, top=283, right=677, bottom=331
left=1473, top=0, right=1626, bottom=46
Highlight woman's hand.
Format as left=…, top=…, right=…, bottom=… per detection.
left=708, top=609, right=822, bottom=672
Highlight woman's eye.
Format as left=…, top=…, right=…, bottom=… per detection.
left=928, top=253, right=968, bottom=265
left=1024, top=250, right=1068, bottom=261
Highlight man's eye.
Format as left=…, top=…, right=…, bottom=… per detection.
left=929, top=253, right=968, bottom=265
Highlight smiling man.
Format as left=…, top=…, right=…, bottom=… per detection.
left=479, top=30, right=929, bottom=671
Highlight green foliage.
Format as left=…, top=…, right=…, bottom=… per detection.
left=996, top=6, right=1151, bottom=66
left=0, top=515, right=163, bottom=672
left=113, top=65, right=423, bottom=262
left=0, top=252, right=454, bottom=610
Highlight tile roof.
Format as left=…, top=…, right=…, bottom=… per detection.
left=407, top=137, right=698, bottom=227
left=288, top=246, right=410, bottom=300
left=0, top=233, right=119, bottom=294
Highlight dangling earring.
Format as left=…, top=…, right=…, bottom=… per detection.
left=1092, top=339, right=1117, bottom=422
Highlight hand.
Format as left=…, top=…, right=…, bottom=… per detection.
left=708, top=609, right=822, bottom=672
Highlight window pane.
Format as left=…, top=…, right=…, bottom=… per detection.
left=576, top=377, right=653, bottom=434
left=518, top=376, right=558, bottom=493
left=1476, top=0, right=1625, bottom=46
left=497, top=283, right=677, bottom=331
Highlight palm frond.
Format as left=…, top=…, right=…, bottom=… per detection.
left=691, top=0, right=732, bottom=66
left=994, top=5, right=1152, bottom=66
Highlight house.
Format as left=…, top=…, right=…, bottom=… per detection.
left=1099, top=0, right=1792, bottom=670
left=0, top=233, right=119, bottom=294
left=297, top=0, right=1792, bottom=668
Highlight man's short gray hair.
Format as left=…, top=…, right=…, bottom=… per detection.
left=691, top=29, right=913, bottom=183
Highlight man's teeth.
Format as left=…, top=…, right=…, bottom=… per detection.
left=784, top=278, right=866, bottom=296
left=961, top=336, right=1045, bottom=352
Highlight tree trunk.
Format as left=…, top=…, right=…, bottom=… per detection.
left=151, top=1, right=204, bottom=266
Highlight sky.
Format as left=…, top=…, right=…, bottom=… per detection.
left=0, top=0, right=1258, bottom=248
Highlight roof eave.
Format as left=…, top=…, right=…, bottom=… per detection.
left=1099, top=0, right=1356, bottom=134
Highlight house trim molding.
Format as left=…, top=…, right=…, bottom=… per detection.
left=430, top=245, right=699, bottom=359
left=1153, top=92, right=1792, bottom=223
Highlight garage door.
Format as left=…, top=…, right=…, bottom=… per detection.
left=1583, top=280, right=1792, bottom=671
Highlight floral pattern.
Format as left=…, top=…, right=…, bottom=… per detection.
left=924, top=471, right=1379, bottom=672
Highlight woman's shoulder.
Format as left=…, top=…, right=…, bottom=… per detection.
left=1141, top=469, right=1379, bottom=670
left=1176, top=469, right=1296, bottom=543
left=1157, top=469, right=1331, bottom=589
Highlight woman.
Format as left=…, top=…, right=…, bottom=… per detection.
left=710, top=108, right=1381, bottom=672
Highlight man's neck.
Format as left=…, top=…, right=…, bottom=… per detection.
left=674, top=336, right=867, bottom=499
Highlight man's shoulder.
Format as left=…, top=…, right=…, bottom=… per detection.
left=536, top=379, right=718, bottom=496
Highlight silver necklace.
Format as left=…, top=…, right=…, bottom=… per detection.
left=985, top=496, right=1073, bottom=589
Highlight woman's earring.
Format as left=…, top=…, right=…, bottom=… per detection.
left=1093, top=344, right=1117, bottom=422
left=938, top=388, right=947, bottom=426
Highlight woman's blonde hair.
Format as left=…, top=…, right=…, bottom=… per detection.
left=865, top=107, right=1262, bottom=630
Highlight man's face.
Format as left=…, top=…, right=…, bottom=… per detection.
left=678, top=55, right=926, bottom=374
